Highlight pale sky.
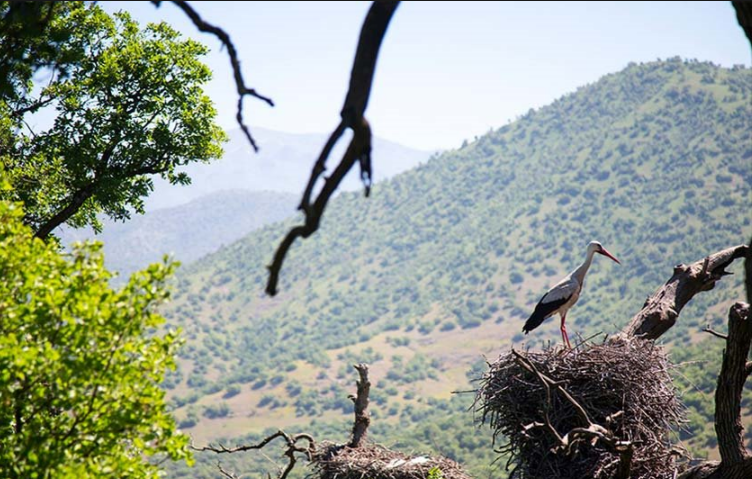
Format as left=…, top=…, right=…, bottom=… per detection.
left=102, top=1, right=750, bottom=151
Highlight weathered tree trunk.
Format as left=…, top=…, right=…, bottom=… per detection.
left=715, top=302, right=751, bottom=465
left=675, top=302, right=752, bottom=479
left=619, top=242, right=752, bottom=478
left=349, top=363, right=371, bottom=448
left=620, top=245, right=749, bottom=340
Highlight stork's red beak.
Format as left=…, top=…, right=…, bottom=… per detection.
left=598, top=247, right=621, bottom=264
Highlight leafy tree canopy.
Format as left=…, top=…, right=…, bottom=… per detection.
left=0, top=194, right=192, bottom=478
left=0, top=1, right=226, bottom=239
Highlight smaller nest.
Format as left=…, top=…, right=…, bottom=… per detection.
left=473, top=338, right=686, bottom=479
left=311, top=441, right=473, bottom=479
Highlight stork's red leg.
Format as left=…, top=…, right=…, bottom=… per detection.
left=560, top=313, right=572, bottom=349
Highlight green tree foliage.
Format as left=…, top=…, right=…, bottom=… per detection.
left=0, top=2, right=84, bottom=102
left=0, top=1, right=225, bottom=238
left=0, top=199, right=192, bottom=478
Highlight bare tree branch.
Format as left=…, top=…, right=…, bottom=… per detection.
left=714, top=302, right=751, bottom=465
left=678, top=302, right=752, bottom=479
left=154, top=0, right=274, bottom=152
left=265, top=1, right=399, bottom=296
left=621, top=244, right=750, bottom=340
left=217, top=462, right=238, bottom=479
left=349, top=363, right=371, bottom=448
left=192, top=430, right=315, bottom=479
left=702, top=327, right=728, bottom=340
left=733, top=1, right=752, bottom=51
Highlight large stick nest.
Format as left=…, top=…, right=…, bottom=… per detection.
left=311, top=441, right=473, bottom=479
left=473, top=338, right=686, bottom=479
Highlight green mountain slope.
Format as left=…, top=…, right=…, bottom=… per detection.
left=161, top=59, right=751, bottom=478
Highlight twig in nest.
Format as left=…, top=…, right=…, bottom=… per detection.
left=475, top=341, right=682, bottom=479
left=512, top=348, right=633, bottom=477
left=513, top=349, right=594, bottom=427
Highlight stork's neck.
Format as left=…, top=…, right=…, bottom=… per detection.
left=572, top=248, right=597, bottom=283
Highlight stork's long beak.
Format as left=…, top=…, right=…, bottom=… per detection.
left=598, top=247, right=621, bottom=265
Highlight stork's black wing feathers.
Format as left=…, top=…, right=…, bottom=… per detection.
left=522, top=295, right=570, bottom=334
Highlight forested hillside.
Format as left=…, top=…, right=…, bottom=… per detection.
left=162, top=59, right=751, bottom=478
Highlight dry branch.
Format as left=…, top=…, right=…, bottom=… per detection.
left=349, top=363, right=371, bottom=448
left=621, top=244, right=749, bottom=340
left=733, top=1, right=752, bottom=50
left=702, top=327, right=728, bottom=340
left=191, top=430, right=315, bottom=479
left=714, top=302, right=751, bottom=465
left=265, top=1, right=399, bottom=296
left=154, top=0, right=274, bottom=152
left=678, top=302, right=752, bottom=479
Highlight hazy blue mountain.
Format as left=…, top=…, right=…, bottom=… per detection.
left=57, top=127, right=431, bottom=278
left=145, top=126, right=435, bottom=210
left=59, top=190, right=298, bottom=280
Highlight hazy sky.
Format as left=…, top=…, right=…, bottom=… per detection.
left=103, top=1, right=750, bottom=151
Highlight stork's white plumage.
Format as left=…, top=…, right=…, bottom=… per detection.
left=522, top=241, right=620, bottom=348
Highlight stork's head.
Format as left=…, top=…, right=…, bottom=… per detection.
left=588, top=241, right=621, bottom=264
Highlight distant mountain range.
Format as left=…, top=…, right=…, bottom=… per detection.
left=145, top=126, right=435, bottom=210
left=58, top=128, right=432, bottom=278
left=58, top=190, right=299, bottom=280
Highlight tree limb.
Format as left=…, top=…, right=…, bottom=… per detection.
left=621, top=244, right=750, bottom=340
left=216, top=462, right=238, bottom=479
left=349, top=363, right=371, bottom=448
left=265, top=1, right=399, bottom=296
left=678, top=302, right=752, bottom=479
left=154, top=0, right=274, bottom=152
left=11, top=96, right=55, bottom=117
left=193, top=430, right=315, bottom=479
left=714, top=302, right=751, bottom=465
left=702, top=327, right=728, bottom=340
left=733, top=1, right=752, bottom=51
left=33, top=184, right=95, bottom=240
left=33, top=133, right=125, bottom=239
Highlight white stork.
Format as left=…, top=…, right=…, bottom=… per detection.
left=522, top=241, right=620, bottom=348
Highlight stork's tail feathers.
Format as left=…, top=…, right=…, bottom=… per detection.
left=522, top=296, right=568, bottom=334
left=522, top=310, right=547, bottom=334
